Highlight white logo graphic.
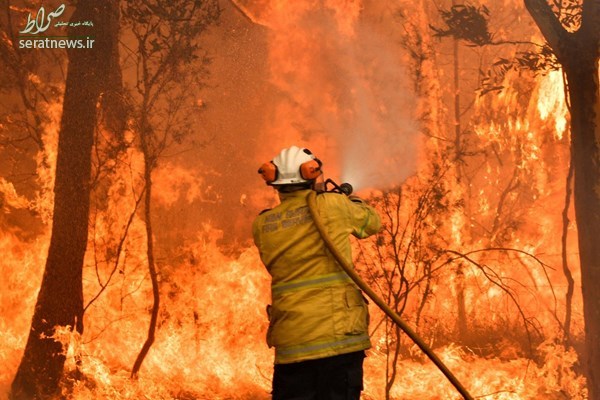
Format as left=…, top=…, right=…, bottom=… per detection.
left=19, top=4, right=66, bottom=35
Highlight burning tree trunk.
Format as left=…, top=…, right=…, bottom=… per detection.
left=524, top=0, right=600, bottom=398
left=121, top=0, right=221, bottom=376
left=130, top=114, right=159, bottom=379
left=451, top=20, right=468, bottom=343
left=10, top=1, right=120, bottom=398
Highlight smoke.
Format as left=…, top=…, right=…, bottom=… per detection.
left=259, top=0, right=419, bottom=191
left=337, top=28, right=419, bottom=191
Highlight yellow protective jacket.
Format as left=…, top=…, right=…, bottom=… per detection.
left=252, top=189, right=381, bottom=364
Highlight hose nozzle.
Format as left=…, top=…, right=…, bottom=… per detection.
left=322, top=179, right=353, bottom=195
left=340, top=183, right=353, bottom=195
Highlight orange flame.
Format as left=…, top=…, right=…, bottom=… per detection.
left=0, top=1, right=588, bottom=399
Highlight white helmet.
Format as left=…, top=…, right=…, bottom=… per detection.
left=258, top=146, right=322, bottom=185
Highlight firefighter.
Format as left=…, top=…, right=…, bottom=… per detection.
left=253, top=145, right=381, bottom=400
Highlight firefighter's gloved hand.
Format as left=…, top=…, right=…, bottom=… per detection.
left=348, top=195, right=364, bottom=203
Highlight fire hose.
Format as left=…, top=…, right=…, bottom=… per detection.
left=306, top=189, right=475, bottom=400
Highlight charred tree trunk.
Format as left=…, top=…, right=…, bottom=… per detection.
left=10, top=2, right=120, bottom=398
left=121, top=1, right=219, bottom=375
left=452, top=26, right=469, bottom=342
left=524, top=0, right=600, bottom=398
left=130, top=113, right=160, bottom=378
left=561, top=159, right=575, bottom=344
left=566, top=54, right=600, bottom=399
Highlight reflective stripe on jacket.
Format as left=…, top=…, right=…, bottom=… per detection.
left=252, top=189, right=381, bottom=364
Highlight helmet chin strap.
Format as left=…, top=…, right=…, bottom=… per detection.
left=306, top=190, right=475, bottom=400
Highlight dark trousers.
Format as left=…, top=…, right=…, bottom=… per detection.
left=272, top=351, right=365, bottom=400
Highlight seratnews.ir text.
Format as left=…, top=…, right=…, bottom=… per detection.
left=18, top=37, right=95, bottom=49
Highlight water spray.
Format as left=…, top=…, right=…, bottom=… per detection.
left=307, top=188, right=475, bottom=400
